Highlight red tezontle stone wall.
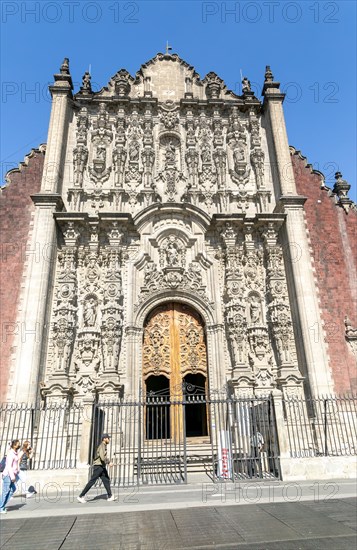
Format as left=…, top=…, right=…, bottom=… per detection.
left=0, top=148, right=45, bottom=402
left=291, top=149, right=357, bottom=393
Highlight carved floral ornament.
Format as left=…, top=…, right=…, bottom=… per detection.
left=345, top=316, right=357, bottom=358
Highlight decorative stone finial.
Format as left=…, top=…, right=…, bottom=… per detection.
left=333, top=172, right=352, bottom=213
left=113, top=69, right=131, bottom=97
left=204, top=72, right=223, bottom=99
left=51, top=57, right=73, bottom=94
left=333, top=172, right=350, bottom=198
left=262, top=65, right=280, bottom=96
left=264, top=65, right=274, bottom=82
left=60, top=58, right=70, bottom=75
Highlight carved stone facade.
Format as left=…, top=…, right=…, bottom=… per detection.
left=2, top=53, right=355, bottom=406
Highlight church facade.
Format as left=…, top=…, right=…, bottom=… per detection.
left=1, top=53, right=356, bottom=409
left=1, top=54, right=356, bottom=483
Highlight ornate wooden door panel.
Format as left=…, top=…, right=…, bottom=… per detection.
left=143, top=306, right=171, bottom=380
left=176, top=305, right=207, bottom=382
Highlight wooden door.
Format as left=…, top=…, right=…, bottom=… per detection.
left=143, top=303, right=208, bottom=440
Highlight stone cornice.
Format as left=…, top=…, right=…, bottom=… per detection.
left=31, top=193, right=64, bottom=210
left=277, top=195, right=307, bottom=211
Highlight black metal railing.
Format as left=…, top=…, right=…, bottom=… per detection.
left=0, top=403, right=82, bottom=469
left=283, top=395, right=357, bottom=457
left=2, top=392, right=355, bottom=482
left=90, top=389, right=280, bottom=486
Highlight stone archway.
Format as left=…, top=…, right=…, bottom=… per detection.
left=142, top=302, right=208, bottom=439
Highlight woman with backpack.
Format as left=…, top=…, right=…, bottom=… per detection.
left=0, top=439, right=21, bottom=514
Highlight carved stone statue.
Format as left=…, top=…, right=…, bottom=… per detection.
left=83, top=298, right=97, bottom=327
left=242, top=77, right=251, bottom=93
left=81, top=71, right=92, bottom=92
left=166, top=241, right=179, bottom=266
left=249, top=295, right=261, bottom=324
left=129, top=140, right=140, bottom=162
left=96, top=146, right=106, bottom=161
left=201, top=144, right=211, bottom=164
left=165, top=143, right=176, bottom=164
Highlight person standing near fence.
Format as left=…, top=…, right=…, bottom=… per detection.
left=248, top=431, right=264, bottom=479
left=0, top=439, right=21, bottom=514
left=18, top=441, right=35, bottom=499
left=77, top=434, right=117, bottom=503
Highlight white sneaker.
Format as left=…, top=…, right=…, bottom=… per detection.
left=107, top=495, right=117, bottom=502
left=0, top=509, right=7, bottom=514
left=77, top=496, right=87, bottom=504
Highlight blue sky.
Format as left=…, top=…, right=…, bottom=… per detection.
left=1, top=0, right=356, bottom=199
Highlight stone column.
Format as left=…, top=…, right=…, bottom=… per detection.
left=262, top=66, right=295, bottom=196
left=10, top=60, right=73, bottom=404
left=79, top=398, right=95, bottom=466
left=280, top=198, right=333, bottom=395
left=125, top=326, right=143, bottom=399
left=262, top=67, right=333, bottom=397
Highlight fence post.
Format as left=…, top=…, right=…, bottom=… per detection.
left=324, top=398, right=328, bottom=456
left=271, top=391, right=290, bottom=458
left=79, top=398, right=94, bottom=465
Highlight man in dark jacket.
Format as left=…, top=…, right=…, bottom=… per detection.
left=77, top=434, right=117, bottom=503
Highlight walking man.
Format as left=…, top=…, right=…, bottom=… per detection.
left=77, top=434, right=117, bottom=503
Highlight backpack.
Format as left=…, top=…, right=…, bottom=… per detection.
left=0, top=456, right=6, bottom=473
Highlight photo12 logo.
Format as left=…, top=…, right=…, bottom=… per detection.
left=201, top=2, right=340, bottom=24
left=1, top=2, right=140, bottom=24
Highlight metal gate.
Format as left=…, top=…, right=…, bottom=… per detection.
left=90, top=387, right=280, bottom=486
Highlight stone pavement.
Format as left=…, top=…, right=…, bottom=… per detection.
left=0, top=479, right=356, bottom=549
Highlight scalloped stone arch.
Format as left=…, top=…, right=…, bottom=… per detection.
left=133, top=203, right=211, bottom=233
left=133, top=289, right=215, bottom=329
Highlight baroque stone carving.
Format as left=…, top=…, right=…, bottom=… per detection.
left=73, top=107, right=89, bottom=187
left=344, top=316, right=357, bottom=358
left=263, top=224, right=299, bottom=373
left=88, top=146, right=111, bottom=185
left=51, top=247, right=78, bottom=374
left=138, top=260, right=211, bottom=309
left=160, top=103, right=179, bottom=130
left=227, top=108, right=250, bottom=187
left=113, top=108, right=126, bottom=187
left=92, top=102, right=113, bottom=144
left=204, top=72, right=223, bottom=99
left=159, top=235, right=185, bottom=268
left=125, top=109, right=143, bottom=204
left=156, top=135, right=185, bottom=202
left=113, top=69, right=131, bottom=97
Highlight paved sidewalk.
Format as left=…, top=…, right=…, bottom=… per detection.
left=0, top=479, right=356, bottom=549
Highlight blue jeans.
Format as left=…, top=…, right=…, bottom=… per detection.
left=0, top=475, right=17, bottom=510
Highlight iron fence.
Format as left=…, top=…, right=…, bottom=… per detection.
left=283, top=395, right=357, bottom=457
left=2, top=392, right=355, bottom=482
left=91, top=388, right=280, bottom=486
left=0, top=403, right=82, bottom=469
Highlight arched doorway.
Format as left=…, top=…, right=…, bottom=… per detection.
left=145, top=375, right=170, bottom=440
left=184, top=373, right=208, bottom=438
left=143, top=303, right=208, bottom=440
